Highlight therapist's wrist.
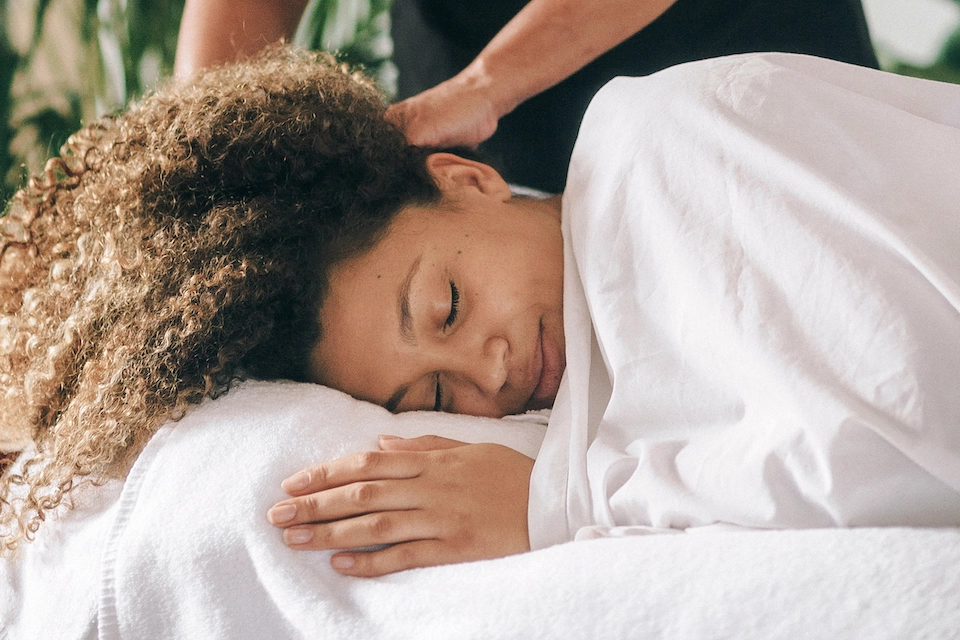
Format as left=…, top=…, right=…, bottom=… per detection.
left=458, top=57, right=526, bottom=121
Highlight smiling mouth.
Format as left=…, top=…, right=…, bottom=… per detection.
left=527, top=321, right=564, bottom=410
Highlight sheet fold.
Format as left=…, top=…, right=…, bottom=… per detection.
left=531, top=53, right=960, bottom=548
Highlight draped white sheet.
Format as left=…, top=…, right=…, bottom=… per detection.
left=530, top=53, right=960, bottom=548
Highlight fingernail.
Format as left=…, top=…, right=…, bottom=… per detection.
left=331, top=555, right=355, bottom=570
left=282, top=471, right=310, bottom=493
left=268, top=503, right=296, bottom=524
left=285, top=528, right=313, bottom=545
left=378, top=434, right=401, bottom=441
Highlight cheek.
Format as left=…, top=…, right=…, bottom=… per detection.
left=460, top=229, right=562, bottom=311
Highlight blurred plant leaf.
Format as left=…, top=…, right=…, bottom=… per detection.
left=9, top=0, right=389, bottom=206
left=23, top=100, right=82, bottom=158
left=26, top=0, right=55, bottom=58
left=0, top=3, right=20, bottom=203
left=295, top=0, right=394, bottom=93
left=0, top=0, right=189, bottom=201
left=939, top=25, right=960, bottom=70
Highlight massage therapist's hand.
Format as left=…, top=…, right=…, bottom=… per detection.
left=386, top=72, right=502, bottom=149
left=267, top=435, right=534, bottom=577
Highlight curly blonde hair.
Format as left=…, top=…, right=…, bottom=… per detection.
left=0, top=45, right=440, bottom=551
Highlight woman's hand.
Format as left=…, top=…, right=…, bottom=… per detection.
left=266, top=435, right=534, bottom=577
left=386, top=72, right=502, bottom=149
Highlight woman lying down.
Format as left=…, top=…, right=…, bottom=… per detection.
left=2, top=45, right=959, bottom=576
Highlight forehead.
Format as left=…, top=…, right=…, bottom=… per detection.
left=312, top=249, right=401, bottom=404
left=309, top=206, right=442, bottom=399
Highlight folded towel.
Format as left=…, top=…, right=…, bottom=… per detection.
left=99, top=380, right=545, bottom=639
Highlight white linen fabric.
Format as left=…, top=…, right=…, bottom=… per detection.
left=4, top=380, right=960, bottom=639
left=530, top=53, right=960, bottom=548
left=1, top=380, right=546, bottom=639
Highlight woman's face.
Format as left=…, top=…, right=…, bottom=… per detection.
left=308, top=154, right=565, bottom=417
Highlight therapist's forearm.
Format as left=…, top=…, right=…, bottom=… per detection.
left=464, top=0, right=678, bottom=118
left=174, top=0, right=308, bottom=79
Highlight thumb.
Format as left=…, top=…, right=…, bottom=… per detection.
left=384, top=102, right=408, bottom=130
left=378, top=434, right=466, bottom=451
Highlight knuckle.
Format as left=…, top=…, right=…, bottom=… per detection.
left=368, top=513, right=393, bottom=538
left=303, top=494, right=325, bottom=520
left=391, top=544, right=418, bottom=569
left=312, top=464, right=328, bottom=487
left=354, top=451, right=380, bottom=473
left=312, top=525, right=333, bottom=546
left=449, top=522, right=475, bottom=550
left=391, top=544, right=430, bottom=571
left=350, top=482, right=376, bottom=507
left=429, top=449, right=455, bottom=466
left=350, top=554, right=377, bottom=576
left=419, top=435, right=442, bottom=448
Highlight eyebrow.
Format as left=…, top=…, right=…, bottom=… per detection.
left=398, top=254, right=422, bottom=344
left=386, top=255, right=423, bottom=413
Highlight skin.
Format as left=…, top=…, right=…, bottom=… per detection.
left=268, top=435, right=537, bottom=577
left=173, top=0, right=308, bottom=79
left=267, top=154, right=566, bottom=577
left=173, top=0, right=679, bottom=147
left=310, top=154, right=565, bottom=417
left=386, top=0, right=679, bottom=149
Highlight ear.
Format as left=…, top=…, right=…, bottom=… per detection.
left=425, top=153, right=512, bottom=202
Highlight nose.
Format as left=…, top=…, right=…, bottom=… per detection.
left=463, top=335, right=509, bottom=396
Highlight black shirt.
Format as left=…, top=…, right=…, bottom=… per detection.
left=391, top=0, right=879, bottom=192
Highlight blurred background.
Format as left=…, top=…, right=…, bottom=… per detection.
left=1, top=0, right=958, bottom=203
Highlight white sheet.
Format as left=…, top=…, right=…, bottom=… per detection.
left=4, top=380, right=959, bottom=639
left=530, top=53, right=960, bottom=548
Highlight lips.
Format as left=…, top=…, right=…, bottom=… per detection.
left=527, top=320, right=564, bottom=410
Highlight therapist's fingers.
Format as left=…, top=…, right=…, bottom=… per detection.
left=385, top=78, right=499, bottom=149
left=269, top=478, right=423, bottom=526
left=280, top=450, right=425, bottom=496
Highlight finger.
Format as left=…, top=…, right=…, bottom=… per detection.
left=280, top=450, right=424, bottom=496
left=269, top=478, right=424, bottom=526
left=384, top=102, right=406, bottom=129
left=329, top=539, right=460, bottom=577
left=281, top=509, right=436, bottom=551
left=377, top=435, right=466, bottom=452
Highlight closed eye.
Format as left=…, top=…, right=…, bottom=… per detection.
left=433, top=373, right=443, bottom=411
left=444, top=281, right=460, bottom=329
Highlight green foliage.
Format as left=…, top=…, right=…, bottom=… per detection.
left=0, top=5, right=22, bottom=201
left=3, top=0, right=960, bottom=206
left=294, top=0, right=394, bottom=93
left=95, top=0, right=186, bottom=107
left=0, top=0, right=188, bottom=203
left=0, top=0, right=392, bottom=204
left=883, top=0, right=960, bottom=85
